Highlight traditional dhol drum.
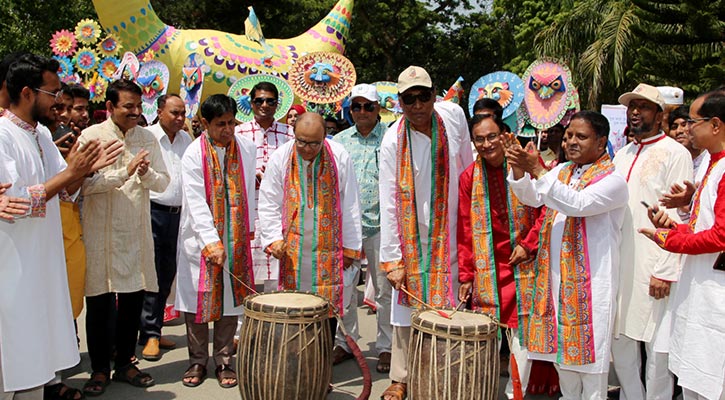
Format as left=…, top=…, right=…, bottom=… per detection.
left=237, top=291, right=331, bottom=400
left=408, top=309, right=500, bottom=400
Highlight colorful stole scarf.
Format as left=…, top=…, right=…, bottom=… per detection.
left=527, top=153, right=614, bottom=365
left=393, top=113, right=453, bottom=308
left=470, top=156, right=537, bottom=343
left=196, top=133, right=254, bottom=323
left=280, top=141, right=345, bottom=315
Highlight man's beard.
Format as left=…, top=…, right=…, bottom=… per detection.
left=629, top=121, right=654, bottom=136
left=31, top=101, right=54, bottom=127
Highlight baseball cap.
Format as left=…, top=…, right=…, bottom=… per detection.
left=656, top=86, right=684, bottom=105
left=397, top=66, right=432, bottom=93
left=618, top=83, right=666, bottom=110
left=350, top=84, right=379, bottom=102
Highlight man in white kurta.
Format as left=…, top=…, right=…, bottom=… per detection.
left=79, top=80, right=169, bottom=390
left=612, top=84, right=693, bottom=400
left=175, top=94, right=257, bottom=387
left=507, top=111, right=628, bottom=399
left=0, top=55, right=108, bottom=398
left=641, top=91, right=725, bottom=400
left=258, top=112, right=362, bottom=334
left=234, top=81, right=293, bottom=290
left=379, top=66, right=473, bottom=400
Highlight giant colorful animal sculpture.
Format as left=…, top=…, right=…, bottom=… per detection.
left=91, top=0, right=353, bottom=101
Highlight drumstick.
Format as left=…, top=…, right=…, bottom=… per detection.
left=447, top=294, right=469, bottom=319
left=399, top=286, right=451, bottom=319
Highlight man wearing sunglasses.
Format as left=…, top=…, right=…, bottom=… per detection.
left=332, top=84, right=391, bottom=372
left=235, top=81, right=293, bottom=293
left=379, top=66, right=474, bottom=400
left=612, top=83, right=693, bottom=400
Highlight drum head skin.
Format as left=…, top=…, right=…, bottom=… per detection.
left=413, top=309, right=498, bottom=339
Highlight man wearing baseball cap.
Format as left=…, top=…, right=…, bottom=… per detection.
left=332, top=83, right=391, bottom=372
left=378, top=66, right=473, bottom=400
left=611, top=83, right=693, bottom=400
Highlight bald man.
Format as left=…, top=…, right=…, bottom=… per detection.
left=257, top=113, right=362, bottom=346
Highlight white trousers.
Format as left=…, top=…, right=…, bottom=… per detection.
left=335, top=265, right=361, bottom=352
left=683, top=386, right=725, bottom=400
left=611, top=335, right=673, bottom=400
left=555, top=365, right=608, bottom=400
left=503, top=330, right=533, bottom=400
left=0, top=345, right=43, bottom=400
left=362, top=233, right=392, bottom=354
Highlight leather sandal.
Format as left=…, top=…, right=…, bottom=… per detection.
left=112, top=364, right=155, bottom=388
left=182, top=363, right=207, bottom=387
left=45, top=382, right=85, bottom=400
left=82, top=372, right=110, bottom=397
left=381, top=382, right=407, bottom=400
left=215, top=364, right=237, bottom=388
left=376, top=352, right=391, bottom=373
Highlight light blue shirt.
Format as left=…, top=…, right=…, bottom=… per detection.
left=333, top=121, right=385, bottom=238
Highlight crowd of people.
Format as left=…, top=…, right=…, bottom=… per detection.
left=0, top=51, right=724, bottom=400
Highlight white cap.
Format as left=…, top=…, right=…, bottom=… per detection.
left=397, top=66, right=433, bottom=93
left=618, top=83, right=666, bottom=111
left=350, top=84, right=379, bottom=102
left=657, top=86, right=684, bottom=105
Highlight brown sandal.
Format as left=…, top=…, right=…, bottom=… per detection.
left=215, top=364, right=237, bottom=388
left=182, top=363, right=207, bottom=387
left=381, top=382, right=407, bottom=400
left=376, top=352, right=392, bottom=373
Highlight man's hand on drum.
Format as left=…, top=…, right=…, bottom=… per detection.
left=265, top=240, right=287, bottom=259
left=386, top=268, right=405, bottom=290
left=458, top=282, right=472, bottom=302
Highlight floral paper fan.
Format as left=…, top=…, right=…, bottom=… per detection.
left=74, top=47, right=98, bottom=75
left=75, top=19, right=102, bottom=45
left=97, top=34, right=121, bottom=57
left=50, top=30, right=77, bottom=57
left=374, top=81, right=402, bottom=114
left=227, top=74, right=293, bottom=123
left=98, top=57, right=120, bottom=81
left=468, top=71, right=525, bottom=119
left=85, top=73, right=108, bottom=103
left=522, top=59, right=574, bottom=130
left=289, top=52, right=356, bottom=104
left=138, top=60, right=170, bottom=123
left=180, top=53, right=208, bottom=120
left=54, top=56, right=75, bottom=79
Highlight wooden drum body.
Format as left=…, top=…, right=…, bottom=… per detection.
left=237, top=291, right=331, bottom=400
left=408, top=309, right=499, bottom=400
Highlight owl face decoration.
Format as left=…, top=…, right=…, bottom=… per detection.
left=481, top=82, right=514, bottom=109
left=522, top=60, right=575, bottom=130
left=182, top=67, right=203, bottom=93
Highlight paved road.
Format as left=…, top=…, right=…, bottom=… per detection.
left=64, top=284, right=556, bottom=400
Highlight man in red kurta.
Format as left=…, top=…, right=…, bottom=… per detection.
left=457, top=114, right=542, bottom=399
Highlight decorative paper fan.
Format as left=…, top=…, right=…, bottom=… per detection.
left=85, top=73, right=108, bottom=103
left=97, top=34, right=121, bottom=57
left=289, top=52, right=356, bottom=104
left=516, top=102, right=537, bottom=138
left=180, top=53, right=208, bottom=120
left=521, top=59, right=574, bottom=130
left=54, top=56, right=74, bottom=79
left=138, top=60, right=170, bottom=123
left=75, top=19, right=102, bottom=45
left=74, top=47, right=98, bottom=75
left=468, top=71, right=525, bottom=119
left=373, top=81, right=402, bottom=114
left=112, top=52, right=140, bottom=81
left=98, top=57, right=120, bottom=81
left=227, top=74, right=293, bottom=123
left=50, top=30, right=77, bottom=57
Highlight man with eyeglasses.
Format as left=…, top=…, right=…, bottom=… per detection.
left=639, top=90, right=725, bottom=400
left=138, top=94, right=192, bottom=361
left=611, top=83, right=693, bottom=400
left=258, top=112, right=362, bottom=351
left=379, top=66, right=473, bottom=400
left=332, top=83, right=391, bottom=372
left=0, top=54, right=120, bottom=400
left=78, top=79, right=170, bottom=395
left=457, top=114, right=542, bottom=399
left=235, top=81, right=293, bottom=292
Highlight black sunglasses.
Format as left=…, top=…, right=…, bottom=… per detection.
left=350, top=102, right=376, bottom=112
left=252, top=97, right=278, bottom=107
left=400, top=90, right=433, bottom=106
